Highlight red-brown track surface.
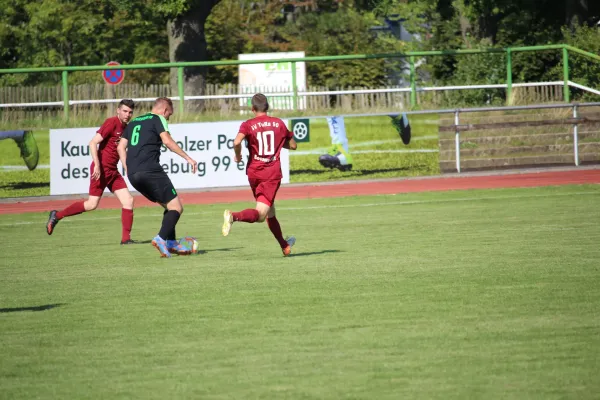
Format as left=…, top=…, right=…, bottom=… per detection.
left=1, top=167, right=599, bottom=215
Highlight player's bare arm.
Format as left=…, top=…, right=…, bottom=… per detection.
left=117, top=137, right=128, bottom=176
left=283, top=137, right=298, bottom=150
left=89, top=133, right=105, bottom=180
left=160, top=131, right=198, bottom=174
left=233, top=132, right=246, bottom=163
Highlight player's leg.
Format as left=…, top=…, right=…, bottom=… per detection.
left=46, top=196, right=101, bottom=235
left=144, top=172, right=190, bottom=257
left=0, top=130, right=39, bottom=171
left=390, top=113, right=411, bottom=145
left=259, top=180, right=296, bottom=256
left=223, top=179, right=295, bottom=255
left=158, top=206, right=176, bottom=244
left=222, top=204, right=263, bottom=236
left=265, top=205, right=295, bottom=256
left=109, top=173, right=135, bottom=245
left=155, top=207, right=174, bottom=246
left=0, top=131, right=26, bottom=140
left=222, top=179, right=261, bottom=236
left=156, top=205, right=184, bottom=252
left=319, top=117, right=352, bottom=171
left=158, top=196, right=191, bottom=256
left=113, top=188, right=135, bottom=244
left=47, top=166, right=106, bottom=235
left=127, top=171, right=171, bottom=258
left=160, top=206, right=185, bottom=253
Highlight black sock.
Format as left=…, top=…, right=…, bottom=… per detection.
left=159, top=210, right=180, bottom=241
left=162, top=209, right=177, bottom=240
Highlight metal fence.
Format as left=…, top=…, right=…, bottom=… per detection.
left=0, top=82, right=566, bottom=111
left=0, top=44, right=599, bottom=119
left=303, top=102, right=600, bottom=173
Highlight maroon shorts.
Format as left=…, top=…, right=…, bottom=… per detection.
left=249, top=178, right=281, bottom=207
left=89, top=163, right=128, bottom=196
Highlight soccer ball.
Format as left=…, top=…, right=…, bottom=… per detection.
left=179, top=236, right=199, bottom=254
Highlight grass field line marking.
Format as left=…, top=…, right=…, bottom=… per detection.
left=293, top=148, right=438, bottom=156
left=1, top=190, right=598, bottom=227
left=351, top=149, right=438, bottom=154
left=349, top=136, right=438, bottom=147
left=0, top=164, right=50, bottom=170
left=278, top=191, right=600, bottom=210
left=292, top=136, right=438, bottom=156
left=311, top=119, right=439, bottom=125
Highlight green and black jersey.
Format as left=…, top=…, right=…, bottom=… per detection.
left=122, top=113, right=170, bottom=174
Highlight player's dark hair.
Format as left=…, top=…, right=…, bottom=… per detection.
left=118, top=99, right=135, bottom=110
left=251, top=93, right=269, bottom=112
left=155, top=97, right=173, bottom=110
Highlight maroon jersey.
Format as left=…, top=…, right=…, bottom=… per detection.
left=96, top=116, right=126, bottom=171
left=239, top=115, right=293, bottom=180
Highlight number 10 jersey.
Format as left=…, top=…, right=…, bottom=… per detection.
left=238, top=115, right=293, bottom=181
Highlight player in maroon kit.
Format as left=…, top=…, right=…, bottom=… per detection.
left=221, top=93, right=298, bottom=256
left=46, top=99, right=137, bottom=244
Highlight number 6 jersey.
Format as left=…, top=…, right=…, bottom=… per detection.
left=122, top=113, right=170, bottom=174
left=239, top=115, right=293, bottom=181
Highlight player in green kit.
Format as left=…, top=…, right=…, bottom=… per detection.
left=117, top=97, right=197, bottom=258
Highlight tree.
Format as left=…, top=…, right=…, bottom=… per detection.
left=282, top=5, right=405, bottom=88
left=0, top=1, right=28, bottom=85
left=205, top=0, right=290, bottom=84
left=0, top=0, right=168, bottom=86
left=565, top=0, right=600, bottom=29
left=552, top=24, right=600, bottom=100
left=145, top=0, right=221, bottom=106
left=369, top=0, right=597, bottom=89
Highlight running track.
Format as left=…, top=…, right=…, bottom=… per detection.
left=1, top=168, right=599, bottom=215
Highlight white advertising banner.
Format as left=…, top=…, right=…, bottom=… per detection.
left=239, top=51, right=306, bottom=110
left=50, top=121, right=290, bottom=196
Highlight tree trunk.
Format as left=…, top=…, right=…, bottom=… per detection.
left=453, top=0, right=472, bottom=46
left=477, top=13, right=501, bottom=45
left=458, top=14, right=471, bottom=46
left=167, top=0, right=220, bottom=112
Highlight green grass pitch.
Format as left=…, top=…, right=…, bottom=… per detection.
left=1, top=185, right=600, bottom=399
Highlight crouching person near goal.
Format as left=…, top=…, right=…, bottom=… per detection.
left=221, top=93, right=297, bottom=256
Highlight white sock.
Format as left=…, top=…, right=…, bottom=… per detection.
left=326, top=117, right=349, bottom=153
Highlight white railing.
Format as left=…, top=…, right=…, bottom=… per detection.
left=568, top=81, right=600, bottom=96
left=0, top=81, right=588, bottom=108
left=401, top=101, right=600, bottom=173
left=282, top=101, right=600, bottom=173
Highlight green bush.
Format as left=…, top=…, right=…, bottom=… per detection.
left=560, top=24, right=600, bottom=101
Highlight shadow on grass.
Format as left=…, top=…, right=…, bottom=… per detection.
left=0, top=303, right=65, bottom=313
left=291, top=167, right=417, bottom=176
left=127, top=242, right=241, bottom=254
left=289, top=249, right=342, bottom=257
left=196, top=247, right=242, bottom=255
left=0, top=182, right=49, bottom=190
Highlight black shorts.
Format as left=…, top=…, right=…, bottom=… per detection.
left=128, top=170, right=177, bottom=205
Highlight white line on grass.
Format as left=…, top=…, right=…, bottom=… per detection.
left=277, top=191, right=600, bottom=210
left=351, top=149, right=438, bottom=154
left=350, top=136, right=438, bottom=147
left=293, top=147, right=437, bottom=156
left=292, top=136, right=438, bottom=156
left=1, top=190, right=598, bottom=227
left=0, top=164, right=50, bottom=170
